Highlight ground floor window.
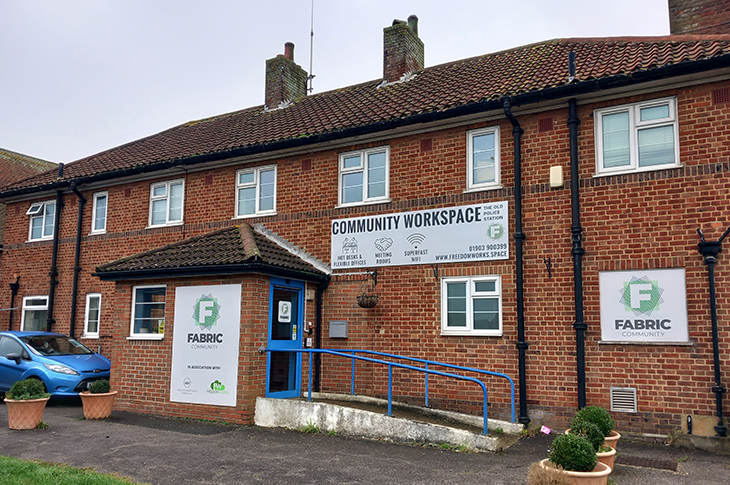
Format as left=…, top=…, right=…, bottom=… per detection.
left=441, top=276, right=502, bottom=336
left=21, top=296, right=48, bottom=331
left=131, top=285, right=166, bottom=339
left=84, top=293, right=101, bottom=338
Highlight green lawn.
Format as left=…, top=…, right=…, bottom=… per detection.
left=0, top=456, right=145, bottom=485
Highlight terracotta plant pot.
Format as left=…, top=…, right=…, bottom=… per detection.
left=6, top=397, right=50, bottom=430
left=80, top=391, right=118, bottom=419
left=596, top=447, right=616, bottom=471
left=603, top=430, right=621, bottom=450
left=357, top=295, right=379, bottom=308
left=539, top=459, right=611, bottom=485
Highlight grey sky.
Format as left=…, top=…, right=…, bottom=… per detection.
left=0, top=0, right=670, bottom=164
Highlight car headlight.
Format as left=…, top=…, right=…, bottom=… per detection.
left=43, top=363, right=80, bottom=375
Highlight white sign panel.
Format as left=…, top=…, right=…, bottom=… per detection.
left=170, top=284, right=241, bottom=406
left=331, top=201, right=509, bottom=268
left=278, top=301, right=291, bottom=323
left=599, top=268, right=689, bottom=343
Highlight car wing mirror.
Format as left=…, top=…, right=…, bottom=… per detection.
left=4, top=353, right=22, bottom=365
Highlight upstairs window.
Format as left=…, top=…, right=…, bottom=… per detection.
left=595, top=97, right=679, bottom=175
left=27, top=200, right=55, bottom=241
left=467, top=126, right=501, bottom=191
left=149, top=180, right=184, bottom=227
left=441, top=276, right=502, bottom=336
left=91, top=192, right=108, bottom=234
left=21, top=296, right=48, bottom=331
left=338, top=147, right=389, bottom=206
left=84, top=293, right=101, bottom=338
left=235, top=166, right=277, bottom=217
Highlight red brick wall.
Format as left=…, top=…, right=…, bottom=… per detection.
left=2, top=80, right=730, bottom=433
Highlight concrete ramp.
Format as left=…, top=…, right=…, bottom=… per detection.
left=254, top=394, right=521, bottom=452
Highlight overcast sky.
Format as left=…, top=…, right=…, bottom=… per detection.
left=0, top=0, right=671, bottom=164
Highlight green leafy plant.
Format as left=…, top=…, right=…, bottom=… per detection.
left=571, top=406, right=615, bottom=437
left=492, top=427, right=504, bottom=435
left=36, top=421, right=50, bottom=429
left=300, top=421, right=320, bottom=434
left=569, top=419, right=604, bottom=452
left=89, top=379, right=111, bottom=394
left=5, top=379, right=50, bottom=400
left=328, top=430, right=336, bottom=436
left=549, top=433, right=597, bottom=472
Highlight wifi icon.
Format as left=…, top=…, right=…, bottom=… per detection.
left=407, top=233, right=426, bottom=248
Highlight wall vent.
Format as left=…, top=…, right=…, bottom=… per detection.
left=610, top=387, right=637, bottom=413
left=538, top=117, right=554, bottom=132
left=712, top=88, right=730, bottom=105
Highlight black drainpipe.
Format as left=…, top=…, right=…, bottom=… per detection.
left=69, top=182, right=87, bottom=338
left=502, top=97, right=529, bottom=425
left=8, top=275, right=20, bottom=330
left=568, top=97, right=587, bottom=409
left=697, top=225, right=729, bottom=437
left=46, top=163, right=65, bottom=333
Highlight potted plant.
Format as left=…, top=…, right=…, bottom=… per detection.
left=569, top=420, right=616, bottom=471
left=539, top=433, right=611, bottom=484
left=79, top=379, right=117, bottom=420
left=356, top=293, right=379, bottom=308
left=572, top=406, right=620, bottom=450
left=4, top=378, right=51, bottom=430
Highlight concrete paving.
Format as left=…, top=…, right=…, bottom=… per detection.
left=1, top=399, right=729, bottom=484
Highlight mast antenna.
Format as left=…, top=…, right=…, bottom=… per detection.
left=307, top=0, right=315, bottom=93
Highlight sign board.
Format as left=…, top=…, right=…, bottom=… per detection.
left=331, top=201, right=509, bottom=268
left=170, top=284, right=241, bottom=406
left=278, top=301, right=291, bottom=323
left=599, top=268, right=689, bottom=343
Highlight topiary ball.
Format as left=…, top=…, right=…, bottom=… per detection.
left=572, top=406, right=615, bottom=437
left=549, top=433, right=597, bottom=472
left=6, top=378, right=50, bottom=400
left=89, top=379, right=111, bottom=394
left=569, top=419, right=605, bottom=452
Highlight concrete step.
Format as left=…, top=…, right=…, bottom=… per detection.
left=254, top=393, right=523, bottom=453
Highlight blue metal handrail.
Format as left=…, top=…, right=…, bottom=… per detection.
left=343, top=349, right=515, bottom=424
left=264, top=348, right=513, bottom=434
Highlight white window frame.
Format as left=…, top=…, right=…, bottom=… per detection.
left=337, top=146, right=390, bottom=207
left=129, top=285, right=166, bottom=340
left=234, top=165, right=277, bottom=218
left=20, top=296, right=48, bottom=331
left=441, top=276, right=502, bottom=336
left=595, top=96, right=680, bottom=176
left=466, top=126, right=501, bottom=191
left=26, top=200, right=56, bottom=241
left=148, top=179, right=185, bottom=227
left=84, top=293, right=101, bottom=338
left=90, top=191, right=108, bottom=234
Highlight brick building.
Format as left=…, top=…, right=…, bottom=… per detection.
left=2, top=3, right=730, bottom=437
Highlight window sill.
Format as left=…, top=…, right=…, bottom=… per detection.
left=26, top=237, right=53, bottom=243
left=441, top=330, right=503, bottom=337
left=232, top=212, right=277, bottom=220
left=463, top=184, right=503, bottom=194
left=127, top=335, right=164, bottom=341
left=88, top=231, right=107, bottom=236
left=145, top=222, right=184, bottom=230
left=594, top=163, right=682, bottom=178
left=336, top=198, right=391, bottom=209
left=80, top=335, right=99, bottom=339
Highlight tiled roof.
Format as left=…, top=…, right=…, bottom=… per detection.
left=4, top=35, right=730, bottom=195
left=0, top=148, right=56, bottom=189
left=94, top=224, right=330, bottom=281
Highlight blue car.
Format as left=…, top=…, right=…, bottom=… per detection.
left=0, top=331, right=111, bottom=397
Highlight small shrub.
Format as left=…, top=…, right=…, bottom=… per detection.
left=549, top=433, right=597, bottom=472
left=300, top=421, right=319, bottom=434
left=6, top=379, right=50, bottom=400
left=89, top=379, right=111, bottom=394
left=526, top=461, right=570, bottom=485
left=569, top=419, right=604, bottom=452
left=36, top=421, right=50, bottom=429
left=572, top=406, right=615, bottom=437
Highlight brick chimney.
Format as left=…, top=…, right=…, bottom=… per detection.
left=669, top=0, right=730, bottom=35
left=265, top=42, right=308, bottom=109
left=383, top=15, right=424, bottom=83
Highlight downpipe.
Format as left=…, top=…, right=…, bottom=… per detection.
left=46, top=164, right=65, bottom=332
left=69, top=182, right=87, bottom=337
left=502, top=97, right=530, bottom=425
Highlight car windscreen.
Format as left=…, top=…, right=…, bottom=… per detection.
left=21, top=335, right=94, bottom=356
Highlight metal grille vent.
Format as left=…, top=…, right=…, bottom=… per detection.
left=538, top=117, right=554, bottom=132
left=712, top=88, right=730, bottom=105
left=610, top=387, right=637, bottom=413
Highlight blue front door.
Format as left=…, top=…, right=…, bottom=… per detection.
left=266, top=278, right=303, bottom=398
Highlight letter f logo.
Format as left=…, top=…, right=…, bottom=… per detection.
left=629, top=283, right=652, bottom=310
left=199, top=300, right=215, bottom=324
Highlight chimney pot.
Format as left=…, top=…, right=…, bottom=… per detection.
left=284, top=42, right=295, bottom=61
left=407, top=15, right=419, bottom=36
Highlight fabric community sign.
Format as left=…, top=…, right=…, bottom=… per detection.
left=170, top=284, right=241, bottom=406
left=599, top=268, right=689, bottom=343
left=331, top=201, right=509, bottom=268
